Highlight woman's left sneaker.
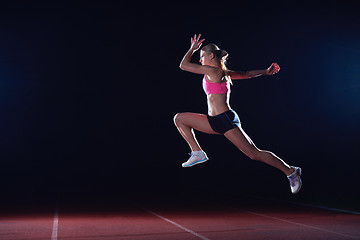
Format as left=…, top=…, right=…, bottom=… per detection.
left=287, top=166, right=302, bottom=194
left=182, top=151, right=209, bottom=167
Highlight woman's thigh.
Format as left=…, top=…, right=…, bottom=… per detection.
left=174, top=112, right=220, bottom=135
left=224, top=126, right=259, bottom=157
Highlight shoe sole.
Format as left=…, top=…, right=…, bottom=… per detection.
left=182, top=158, right=209, bottom=168
left=292, top=167, right=302, bottom=194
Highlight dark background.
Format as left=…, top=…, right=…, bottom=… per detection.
left=0, top=1, right=359, bottom=210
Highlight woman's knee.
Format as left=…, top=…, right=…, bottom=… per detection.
left=246, top=148, right=262, bottom=161
left=249, top=149, right=273, bottom=162
left=173, top=113, right=185, bottom=126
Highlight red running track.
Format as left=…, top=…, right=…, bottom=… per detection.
left=0, top=194, right=359, bottom=240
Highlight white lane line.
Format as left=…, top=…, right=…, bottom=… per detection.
left=232, top=207, right=360, bottom=240
left=51, top=204, right=59, bottom=240
left=290, top=202, right=360, bottom=215
left=241, top=193, right=360, bottom=215
left=139, top=206, right=211, bottom=240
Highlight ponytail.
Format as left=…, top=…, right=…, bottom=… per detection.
left=219, top=49, right=229, bottom=73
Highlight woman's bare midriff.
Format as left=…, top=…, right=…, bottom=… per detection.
left=207, top=92, right=231, bottom=116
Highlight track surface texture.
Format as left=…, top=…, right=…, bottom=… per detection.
left=1, top=191, right=359, bottom=240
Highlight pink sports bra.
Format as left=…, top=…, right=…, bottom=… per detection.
left=202, top=74, right=230, bottom=95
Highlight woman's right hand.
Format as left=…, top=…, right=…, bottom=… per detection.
left=190, top=34, right=205, bottom=52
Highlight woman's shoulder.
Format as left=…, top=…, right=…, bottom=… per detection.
left=205, top=67, right=226, bottom=83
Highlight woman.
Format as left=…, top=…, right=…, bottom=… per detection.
left=174, top=34, right=302, bottom=194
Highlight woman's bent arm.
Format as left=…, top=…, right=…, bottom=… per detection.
left=179, top=34, right=215, bottom=75
left=179, top=48, right=214, bottom=75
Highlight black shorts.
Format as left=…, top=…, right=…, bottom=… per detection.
left=207, top=109, right=241, bottom=134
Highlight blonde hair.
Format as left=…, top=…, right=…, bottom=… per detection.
left=201, top=43, right=232, bottom=83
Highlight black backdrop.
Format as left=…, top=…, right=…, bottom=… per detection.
left=0, top=1, right=359, bottom=209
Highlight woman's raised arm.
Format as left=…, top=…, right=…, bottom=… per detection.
left=179, top=34, right=214, bottom=75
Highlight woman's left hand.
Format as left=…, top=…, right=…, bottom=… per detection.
left=266, top=63, right=280, bottom=75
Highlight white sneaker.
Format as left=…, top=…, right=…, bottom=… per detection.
left=287, top=166, right=302, bottom=194
left=182, top=151, right=209, bottom=167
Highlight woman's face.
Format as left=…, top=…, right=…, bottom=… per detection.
left=199, top=50, right=212, bottom=65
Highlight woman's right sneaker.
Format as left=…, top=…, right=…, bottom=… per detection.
left=182, top=151, right=209, bottom=167
left=287, top=167, right=302, bottom=194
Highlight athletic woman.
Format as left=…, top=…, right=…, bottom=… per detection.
left=174, top=34, right=302, bottom=194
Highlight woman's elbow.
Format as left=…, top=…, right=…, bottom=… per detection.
left=179, top=63, right=187, bottom=71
